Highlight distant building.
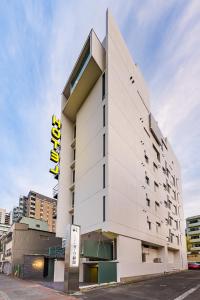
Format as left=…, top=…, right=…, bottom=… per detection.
left=0, top=208, right=11, bottom=225
left=0, top=209, right=11, bottom=237
left=186, top=215, right=200, bottom=262
left=12, top=191, right=57, bottom=232
left=0, top=224, right=10, bottom=238
left=0, top=217, right=61, bottom=278
left=12, top=206, right=22, bottom=223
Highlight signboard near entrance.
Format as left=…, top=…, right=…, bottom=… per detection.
left=64, top=224, right=80, bottom=293
left=70, top=225, right=80, bottom=268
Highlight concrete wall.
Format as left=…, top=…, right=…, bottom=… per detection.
left=12, top=225, right=61, bottom=266
left=74, top=75, right=106, bottom=233
left=54, top=260, right=64, bottom=282
left=56, top=95, right=73, bottom=238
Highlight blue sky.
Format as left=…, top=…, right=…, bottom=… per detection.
left=0, top=0, right=199, bottom=218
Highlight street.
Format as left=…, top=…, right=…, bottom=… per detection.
left=80, top=271, right=200, bottom=300
left=1, top=271, right=200, bottom=300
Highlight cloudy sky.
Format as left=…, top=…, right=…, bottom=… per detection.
left=0, top=0, right=199, bottom=219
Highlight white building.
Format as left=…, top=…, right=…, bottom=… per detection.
left=54, top=11, right=187, bottom=283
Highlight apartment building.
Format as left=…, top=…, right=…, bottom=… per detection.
left=12, top=191, right=57, bottom=233
left=0, top=208, right=11, bottom=225
left=186, top=215, right=200, bottom=262
left=0, top=209, right=11, bottom=237
left=55, top=11, right=187, bottom=283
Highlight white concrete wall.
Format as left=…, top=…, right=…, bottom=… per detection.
left=74, top=75, right=107, bottom=234
left=56, top=95, right=73, bottom=238
left=54, top=260, right=64, bottom=282
left=105, top=10, right=187, bottom=277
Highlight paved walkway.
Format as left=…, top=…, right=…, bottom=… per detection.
left=0, top=274, right=76, bottom=300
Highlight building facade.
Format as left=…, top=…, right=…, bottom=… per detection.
left=55, top=11, right=187, bottom=283
left=0, top=208, right=11, bottom=226
left=0, top=209, right=11, bottom=238
left=186, top=215, right=200, bottom=262
left=12, top=191, right=57, bottom=232
left=0, top=218, right=61, bottom=277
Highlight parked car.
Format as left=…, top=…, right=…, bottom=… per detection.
left=188, top=262, right=200, bottom=270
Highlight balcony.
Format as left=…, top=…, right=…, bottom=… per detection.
left=191, top=246, right=200, bottom=252
left=190, top=238, right=200, bottom=243
left=62, top=30, right=105, bottom=122
left=188, top=229, right=200, bottom=235
left=188, top=221, right=200, bottom=227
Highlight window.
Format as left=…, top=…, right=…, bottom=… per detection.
left=73, top=149, right=76, bottom=160
left=144, top=153, right=149, bottom=164
left=156, top=222, right=160, bottom=233
left=164, top=200, right=168, bottom=208
left=145, top=175, right=150, bottom=185
left=168, top=200, right=172, bottom=209
left=142, top=253, right=146, bottom=262
left=146, top=194, right=150, bottom=207
left=189, top=219, right=199, bottom=224
left=172, top=175, right=175, bottom=187
left=175, top=220, right=178, bottom=230
left=102, top=73, right=105, bottom=100
left=72, top=192, right=75, bottom=208
left=169, top=230, right=173, bottom=243
left=72, top=170, right=75, bottom=183
left=173, top=205, right=177, bottom=215
left=153, top=162, right=158, bottom=172
left=70, top=45, right=90, bottom=93
left=103, top=134, right=105, bottom=157
left=155, top=201, right=160, bottom=211
left=103, top=105, right=105, bottom=127
left=36, top=224, right=40, bottom=228
left=154, top=181, right=159, bottom=192
left=103, top=164, right=105, bottom=188
left=103, top=196, right=105, bottom=222
left=153, top=144, right=160, bottom=162
left=169, top=216, right=173, bottom=226
left=147, top=219, right=151, bottom=230
left=72, top=215, right=74, bottom=224
left=73, top=125, right=76, bottom=139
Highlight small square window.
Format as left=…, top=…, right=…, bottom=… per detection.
left=144, top=153, right=149, bottom=164
left=145, top=176, right=150, bottom=185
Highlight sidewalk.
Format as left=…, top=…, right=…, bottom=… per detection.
left=0, top=274, right=77, bottom=300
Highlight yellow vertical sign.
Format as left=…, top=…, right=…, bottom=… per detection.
left=49, top=115, right=61, bottom=177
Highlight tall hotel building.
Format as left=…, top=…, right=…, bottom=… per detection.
left=55, top=12, right=187, bottom=283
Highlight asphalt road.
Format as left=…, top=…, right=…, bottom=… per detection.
left=79, top=271, right=200, bottom=300
left=1, top=271, right=200, bottom=300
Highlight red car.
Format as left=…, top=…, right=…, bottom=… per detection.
left=188, top=262, right=200, bottom=269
